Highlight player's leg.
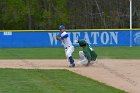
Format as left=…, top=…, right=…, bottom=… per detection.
left=77, top=51, right=88, bottom=65
left=79, top=51, right=86, bottom=60
left=65, top=46, right=75, bottom=67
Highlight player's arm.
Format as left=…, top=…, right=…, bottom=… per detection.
left=56, top=36, right=62, bottom=40
left=56, top=33, right=68, bottom=40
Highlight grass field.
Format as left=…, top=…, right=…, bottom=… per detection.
left=0, top=46, right=140, bottom=59
left=0, top=69, right=126, bottom=93
left=0, top=46, right=139, bottom=93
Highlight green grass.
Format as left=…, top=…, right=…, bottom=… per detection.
left=0, top=69, right=126, bottom=93
left=95, top=46, right=140, bottom=59
left=0, top=46, right=140, bottom=59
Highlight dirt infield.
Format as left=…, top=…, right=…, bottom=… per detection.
left=0, top=59, right=139, bottom=93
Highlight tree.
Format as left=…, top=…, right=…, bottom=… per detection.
left=0, top=0, right=139, bottom=29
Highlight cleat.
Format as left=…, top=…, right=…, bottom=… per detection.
left=69, top=64, right=75, bottom=67
left=85, top=63, right=90, bottom=66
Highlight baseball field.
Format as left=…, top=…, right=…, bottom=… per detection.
left=0, top=46, right=140, bottom=93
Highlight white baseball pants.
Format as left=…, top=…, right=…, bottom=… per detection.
left=77, top=51, right=88, bottom=65
left=65, top=46, right=74, bottom=58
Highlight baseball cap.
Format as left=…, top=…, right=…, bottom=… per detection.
left=59, top=25, right=65, bottom=30
left=78, top=40, right=87, bottom=46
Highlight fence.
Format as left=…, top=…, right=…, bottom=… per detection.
left=0, top=29, right=140, bottom=48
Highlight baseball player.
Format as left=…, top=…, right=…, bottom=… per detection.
left=75, top=40, right=97, bottom=66
left=56, top=25, right=75, bottom=67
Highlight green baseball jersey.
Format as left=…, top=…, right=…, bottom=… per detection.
left=78, top=40, right=97, bottom=62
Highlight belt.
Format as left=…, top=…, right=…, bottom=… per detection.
left=65, top=46, right=70, bottom=49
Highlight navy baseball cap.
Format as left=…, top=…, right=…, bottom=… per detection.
left=59, top=25, right=65, bottom=30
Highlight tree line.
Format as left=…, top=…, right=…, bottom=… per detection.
left=0, top=0, right=140, bottom=30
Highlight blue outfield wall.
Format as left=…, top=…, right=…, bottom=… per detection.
left=0, top=30, right=140, bottom=48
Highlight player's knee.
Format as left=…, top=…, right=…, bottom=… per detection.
left=79, top=51, right=83, bottom=56
left=66, top=52, right=71, bottom=58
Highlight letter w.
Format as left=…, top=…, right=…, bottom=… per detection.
left=48, top=33, right=58, bottom=45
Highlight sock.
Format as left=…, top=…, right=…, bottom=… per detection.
left=69, top=56, right=74, bottom=64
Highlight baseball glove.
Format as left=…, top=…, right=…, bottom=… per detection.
left=56, top=33, right=62, bottom=40
left=56, top=36, right=61, bottom=40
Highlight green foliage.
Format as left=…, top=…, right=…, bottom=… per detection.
left=0, top=0, right=69, bottom=29
left=1, top=0, right=26, bottom=29
left=1, top=0, right=140, bottom=29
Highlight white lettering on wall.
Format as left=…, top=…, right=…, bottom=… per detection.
left=91, top=32, right=99, bottom=44
left=101, top=32, right=109, bottom=44
left=3, top=32, right=12, bottom=36
left=110, top=32, right=118, bottom=44
left=48, top=33, right=58, bottom=45
left=73, top=32, right=80, bottom=44
left=48, top=31, right=119, bottom=46
left=84, top=32, right=91, bottom=44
